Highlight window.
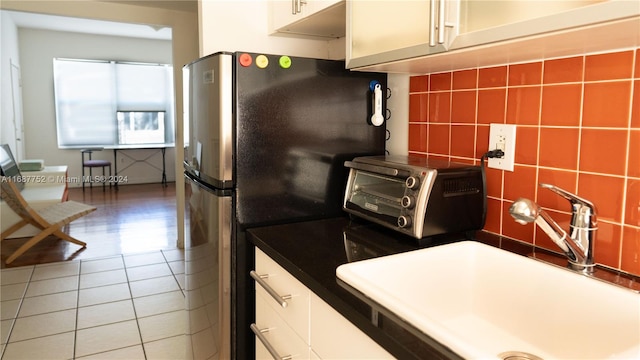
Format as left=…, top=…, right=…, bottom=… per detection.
left=53, top=58, right=174, bottom=147
left=117, top=111, right=165, bottom=145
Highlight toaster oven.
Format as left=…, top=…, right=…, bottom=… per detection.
left=342, top=155, right=486, bottom=239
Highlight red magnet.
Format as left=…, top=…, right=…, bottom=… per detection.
left=239, top=53, right=253, bottom=67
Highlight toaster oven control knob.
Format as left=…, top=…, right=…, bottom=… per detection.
left=406, top=176, right=420, bottom=190
left=401, top=195, right=415, bottom=209
left=398, top=215, right=412, bottom=228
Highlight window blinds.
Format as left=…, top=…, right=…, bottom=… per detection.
left=53, top=58, right=174, bottom=147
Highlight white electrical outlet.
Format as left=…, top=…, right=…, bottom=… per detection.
left=488, top=123, right=517, bottom=171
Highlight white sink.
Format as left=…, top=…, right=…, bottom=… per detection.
left=336, top=241, right=640, bottom=360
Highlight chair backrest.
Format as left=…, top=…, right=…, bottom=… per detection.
left=0, top=144, right=25, bottom=191
left=0, top=178, right=39, bottom=223
left=81, top=148, right=105, bottom=162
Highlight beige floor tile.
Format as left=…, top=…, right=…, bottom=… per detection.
left=76, top=344, right=146, bottom=359
left=1, top=248, right=187, bottom=359
left=77, top=299, right=135, bottom=329
left=78, top=283, right=131, bottom=307
left=161, top=248, right=184, bottom=262
left=80, top=256, right=124, bottom=274
left=138, top=310, right=185, bottom=343
left=168, top=260, right=185, bottom=275
left=129, top=275, right=180, bottom=298
left=123, top=252, right=166, bottom=268
left=126, top=263, right=172, bottom=282
left=32, top=261, right=80, bottom=281
left=1, top=331, right=74, bottom=360
left=144, top=335, right=186, bottom=359
left=175, top=274, right=186, bottom=290
left=1, top=300, right=20, bottom=320
left=1, top=283, right=28, bottom=301
left=10, top=309, right=76, bottom=342
left=190, top=327, right=218, bottom=360
left=0, top=267, right=33, bottom=286
left=80, top=269, right=127, bottom=289
left=133, top=290, right=184, bottom=318
left=75, top=320, right=141, bottom=358
left=188, top=305, right=212, bottom=335
left=24, top=276, right=78, bottom=297
left=1, top=319, right=13, bottom=345
left=17, top=290, right=78, bottom=317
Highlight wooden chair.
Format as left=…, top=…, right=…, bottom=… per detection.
left=1, top=178, right=96, bottom=264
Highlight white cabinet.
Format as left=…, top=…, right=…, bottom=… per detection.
left=253, top=248, right=393, bottom=359
left=255, top=294, right=310, bottom=359
left=347, top=0, right=460, bottom=69
left=347, top=0, right=640, bottom=72
left=310, top=292, right=393, bottom=359
left=269, top=0, right=345, bottom=38
left=254, top=247, right=311, bottom=342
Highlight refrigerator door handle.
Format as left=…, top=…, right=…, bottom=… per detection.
left=250, top=270, right=292, bottom=308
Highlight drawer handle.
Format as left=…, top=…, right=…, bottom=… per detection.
left=250, top=323, right=293, bottom=360
left=250, top=270, right=292, bottom=308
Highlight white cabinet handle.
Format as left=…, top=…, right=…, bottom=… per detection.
left=251, top=270, right=292, bottom=308
left=291, top=0, right=306, bottom=14
left=438, top=0, right=446, bottom=44
left=251, top=323, right=293, bottom=360
left=429, top=0, right=436, bottom=46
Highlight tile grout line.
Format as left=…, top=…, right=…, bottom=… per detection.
left=120, top=254, right=147, bottom=360
left=161, top=249, right=186, bottom=297
left=1, top=265, right=34, bottom=359
left=72, top=259, right=83, bottom=360
left=2, top=250, right=185, bottom=360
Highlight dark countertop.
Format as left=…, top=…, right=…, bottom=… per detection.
left=247, top=216, right=640, bottom=359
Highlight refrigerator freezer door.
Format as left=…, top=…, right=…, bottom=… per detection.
left=184, top=173, right=232, bottom=359
left=184, top=53, right=234, bottom=189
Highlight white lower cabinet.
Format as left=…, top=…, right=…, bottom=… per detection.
left=310, top=293, right=393, bottom=359
left=255, top=293, right=310, bottom=359
left=254, top=248, right=394, bottom=359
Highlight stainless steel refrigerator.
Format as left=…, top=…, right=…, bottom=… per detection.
left=183, top=51, right=387, bottom=359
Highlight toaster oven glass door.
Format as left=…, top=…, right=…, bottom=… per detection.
left=347, top=171, right=405, bottom=218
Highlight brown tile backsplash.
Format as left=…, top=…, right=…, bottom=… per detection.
left=408, top=48, right=640, bottom=276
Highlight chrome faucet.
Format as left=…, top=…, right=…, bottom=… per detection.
left=509, top=183, right=597, bottom=273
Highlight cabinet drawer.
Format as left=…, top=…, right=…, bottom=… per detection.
left=310, top=292, right=393, bottom=359
left=254, top=248, right=310, bottom=342
left=255, top=293, right=310, bottom=360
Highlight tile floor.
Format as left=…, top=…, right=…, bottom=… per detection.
left=1, top=249, right=185, bottom=359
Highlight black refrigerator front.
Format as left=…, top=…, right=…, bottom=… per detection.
left=184, top=51, right=387, bottom=359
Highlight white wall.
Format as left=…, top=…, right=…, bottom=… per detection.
left=199, top=0, right=344, bottom=59
left=18, top=28, right=175, bottom=184
left=386, top=74, right=409, bottom=155
left=198, top=1, right=407, bottom=154
left=0, top=11, right=24, bottom=160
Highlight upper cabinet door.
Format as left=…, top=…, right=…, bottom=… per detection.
left=347, top=0, right=461, bottom=69
left=269, top=0, right=346, bottom=38
left=347, top=0, right=639, bottom=72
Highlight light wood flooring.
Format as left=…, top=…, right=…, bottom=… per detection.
left=1, top=183, right=180, bottom=269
